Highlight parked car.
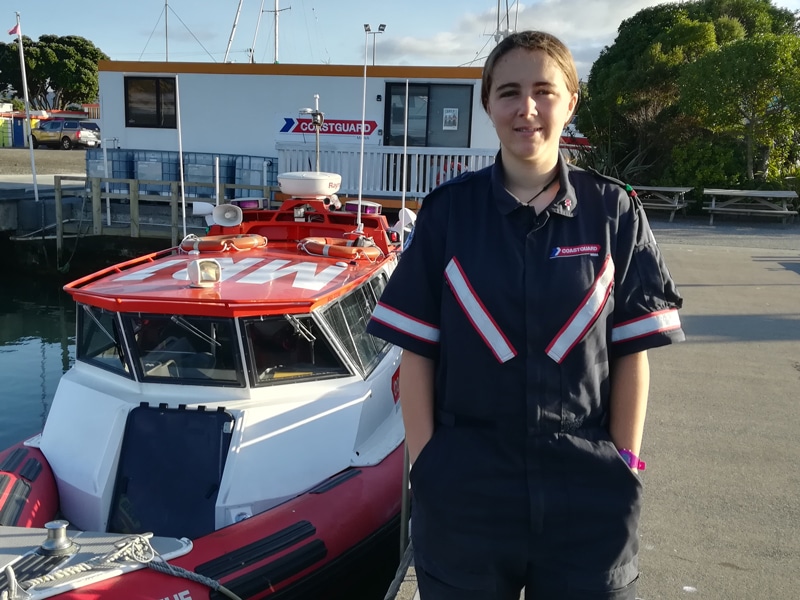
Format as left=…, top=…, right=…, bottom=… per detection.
left=31, top=120, right=101, bottom=150
left=80, top=121, right=101, bottom=134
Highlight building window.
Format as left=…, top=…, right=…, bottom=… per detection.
left=383, top=82, right=473, bottom=148
left=124, top=77, right=176, bottom=128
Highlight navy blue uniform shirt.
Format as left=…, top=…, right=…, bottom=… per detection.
left=367, top=153, right=684, bottom=431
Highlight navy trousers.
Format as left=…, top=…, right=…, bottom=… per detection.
left=409, top=422, right=642, bottom=600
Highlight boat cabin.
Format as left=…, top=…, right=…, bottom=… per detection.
left=37, top=180, right=404, bottom=538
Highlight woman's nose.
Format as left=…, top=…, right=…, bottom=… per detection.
left=518, top=95, right=537, bottom=116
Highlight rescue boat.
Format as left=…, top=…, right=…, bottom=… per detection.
left=0, top=171, right=410, bottom=599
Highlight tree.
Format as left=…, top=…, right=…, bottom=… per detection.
left=0, top=35, right=109, bottom=110
left=576, top=0, right=800, bottom=185
left=680, top=34, right=800, bottom=180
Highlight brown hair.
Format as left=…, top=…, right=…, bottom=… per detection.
left=480, top=31, right=579, bottom=112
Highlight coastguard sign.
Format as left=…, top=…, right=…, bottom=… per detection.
left=280, top=118, right=378, bottom=136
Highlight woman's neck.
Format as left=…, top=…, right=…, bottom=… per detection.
left=502, top=152, right=560, bottom=201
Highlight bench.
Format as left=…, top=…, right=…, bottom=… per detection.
left=633, top=186, right=693, bottom=222
left=702, top=189, right=798, bottom=225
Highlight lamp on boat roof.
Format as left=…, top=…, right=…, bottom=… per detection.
left=188, top=258, right=221, bottom=288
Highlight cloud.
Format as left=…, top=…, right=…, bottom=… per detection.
left=376, top=0, right=685, bottom=77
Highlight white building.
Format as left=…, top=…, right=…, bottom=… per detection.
left=97, top=61, right=501, bottom=198
left=96, top=61, right=584, bottom=199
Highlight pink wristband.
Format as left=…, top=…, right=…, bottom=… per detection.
left=619, top=449, right=646, bottom=471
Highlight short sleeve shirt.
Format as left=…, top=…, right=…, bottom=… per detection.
left=367, top=153, right=684, bottom=430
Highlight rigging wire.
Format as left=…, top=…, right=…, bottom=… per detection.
left=299, top=0, right=315, bottom=63
left=138, top=4, right=217, bottom=62
left=311, top=7, right=331, bottom=64
left=138, top=6, right=166, bottom=61
left=166, top=6, right=218, bottom=62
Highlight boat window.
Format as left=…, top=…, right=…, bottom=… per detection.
left=243, top=315, right=349, bottom=386
left=77, top=305, right=132, bottom=377
left=320, top=276, right=391, bottom=375
left=125, top=314, right=244, bottom=386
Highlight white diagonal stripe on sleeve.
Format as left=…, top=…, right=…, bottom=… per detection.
left=445, top=258, right=516, bottom=363
left=371, top=303, right=440, bottom=343
left=612, top=309, right=682, bottom=343
left=546, top=255, right=615, bottom=364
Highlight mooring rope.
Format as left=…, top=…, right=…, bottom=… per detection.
left=15, top=534, right=243, bottom=600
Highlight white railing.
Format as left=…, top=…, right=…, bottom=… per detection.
left=276, top=142, right=497, bottom=198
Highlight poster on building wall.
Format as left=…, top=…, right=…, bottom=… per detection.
left=442, top=108, right=458, bottom=131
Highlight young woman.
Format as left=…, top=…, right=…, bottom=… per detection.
left=367, top=31, right=684, bottom=599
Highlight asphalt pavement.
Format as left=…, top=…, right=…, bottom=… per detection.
left=390, top=216, right=800, bottom=600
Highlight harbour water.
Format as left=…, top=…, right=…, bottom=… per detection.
left=0, top=275, right=75, bottom=449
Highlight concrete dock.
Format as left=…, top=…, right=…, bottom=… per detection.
left=387, top=218, right=800, bottom=599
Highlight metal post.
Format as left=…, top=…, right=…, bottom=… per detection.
left=12, top=13, right=39, bottom=205
left=54, top=176, right=63, bottom=263
left=314, top=94, right=320, bottom=171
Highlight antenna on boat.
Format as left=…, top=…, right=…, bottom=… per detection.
left=175, top=74, right=187, bottom=239
left=299, top=94, right=323, bottom=171
left=355, top=25, right=372, bottom=233
left=400, top=80, right=409, bottom=248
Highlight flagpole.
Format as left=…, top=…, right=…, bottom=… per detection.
left=11, top=13, right=40, bottom=204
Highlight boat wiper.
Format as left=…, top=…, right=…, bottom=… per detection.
left=170, top=315, right=222, bottom=347
left=82, top=306, right=126, bottom=366
left=284, top=314, right=316, bottom=343
left=83, top=305, right=116, bottom=344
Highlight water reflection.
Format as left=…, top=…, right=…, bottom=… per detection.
left=0, top=277, right=76, bottom=448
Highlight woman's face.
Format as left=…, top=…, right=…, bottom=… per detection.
left=485, top=48, right=578, bottom=167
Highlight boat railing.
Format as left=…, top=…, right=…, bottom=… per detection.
left=276, top=143, right=498, bottom=198
left=52, top=175, right=279, bottom=264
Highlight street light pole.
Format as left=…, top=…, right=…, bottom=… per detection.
left=366, top=23, right=386, bottom=66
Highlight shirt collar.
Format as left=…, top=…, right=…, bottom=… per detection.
left=491, top=151, right=578, bottom=217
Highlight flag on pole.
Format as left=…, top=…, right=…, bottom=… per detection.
left=8, top=23, right=20, bottom=36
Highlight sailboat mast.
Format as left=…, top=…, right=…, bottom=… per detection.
left=165, top=0, right=169, bottom=61
left=224, top=0, right=245, bottom=63
left=274, top=0, right=279, bottom=64
left=250, top=0, right=267, bottom=63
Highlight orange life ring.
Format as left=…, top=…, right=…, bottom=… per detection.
left=180, top=234, right=267, bottom=253
left=436, top=162, right=463, bottom=186
left=299, top=237, right=382, bottom=260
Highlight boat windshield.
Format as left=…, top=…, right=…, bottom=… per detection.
left=126, top=314, right=244, bottom=385
left=243, top=315, right=349, bottom=386
left=77, top=305, right=131, bottom=376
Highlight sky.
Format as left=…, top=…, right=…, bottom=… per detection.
left=7, top=0, right=800, bottom=79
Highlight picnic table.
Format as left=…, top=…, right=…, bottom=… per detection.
left=702, top=189, right=798, bottom=225
left=633, top=186, right=693, bottom=222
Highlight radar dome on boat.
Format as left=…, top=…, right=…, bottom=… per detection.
left=278, top=171, right=342, bottom=197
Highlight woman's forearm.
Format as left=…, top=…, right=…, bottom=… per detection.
left=399, top=350, right=435, bottom=465
left=609, top=350, right=650, bottom=457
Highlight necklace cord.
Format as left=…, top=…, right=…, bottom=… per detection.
left=523, top=172, right=559, bottom=206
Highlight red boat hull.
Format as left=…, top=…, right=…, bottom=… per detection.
left=0, top=441, right=404, bottom=599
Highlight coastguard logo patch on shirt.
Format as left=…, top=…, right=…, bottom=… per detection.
left=550, top=244, right=601, bottom=258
